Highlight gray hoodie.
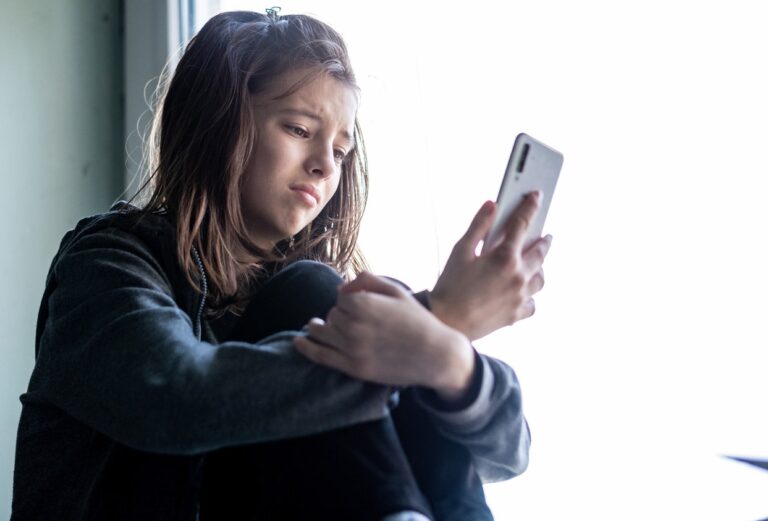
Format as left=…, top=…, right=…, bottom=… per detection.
left=12, top=201, right=530, bottom=519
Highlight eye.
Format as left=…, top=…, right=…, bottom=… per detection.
left=286, top=125, right=309, bottom=138
left=333, top=149, right=347, bottom=162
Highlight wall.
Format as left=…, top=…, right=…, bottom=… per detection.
left=0, top=0, right=123, bottom=515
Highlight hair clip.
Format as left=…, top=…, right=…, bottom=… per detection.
left=265, top=6, right=282, bottom=17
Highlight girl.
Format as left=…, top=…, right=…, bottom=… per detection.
left=12, top=9, right=551, bottom=521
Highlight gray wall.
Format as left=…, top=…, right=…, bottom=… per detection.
left=0, top=0, right=124, bottom=515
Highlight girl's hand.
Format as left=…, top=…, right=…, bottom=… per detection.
left=429, top=192, right=553, bottom=341
left=293, top=272, right=476, bottom=401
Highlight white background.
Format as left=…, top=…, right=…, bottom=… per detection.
left=201, top=1, right=768, bottom=519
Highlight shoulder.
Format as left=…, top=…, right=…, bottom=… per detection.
left=45, top=201, right=189, bottom=303
left=62, top=201, right=174, bottom=249
left=36, top=202, right=192, bottom=355
left=55, top=201, right=176, bottom=268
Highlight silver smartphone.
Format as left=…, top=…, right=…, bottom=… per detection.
left=481, top=133, right=564, bottom=254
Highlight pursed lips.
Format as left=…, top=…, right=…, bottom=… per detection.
left=290, top=184, right=321, bottom=205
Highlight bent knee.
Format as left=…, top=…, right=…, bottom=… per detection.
left=258, top=260, right=343, bottom=314
left=279, top=260, right=344, bottom=288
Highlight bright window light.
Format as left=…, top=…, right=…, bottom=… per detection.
left=193, top=2, right=768, bottom=519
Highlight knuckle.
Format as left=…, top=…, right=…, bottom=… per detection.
left=492, top=246, right=513, bottom=264
left=513, top=215, right=531, bottom=230
left=510, top=273, right=526, bottom=289
left=524, top=246, right=545, bottom=266
left=326, top=308, right=340, bottom=324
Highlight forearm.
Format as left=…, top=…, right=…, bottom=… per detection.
left=34, top=228, right=393, bottom=455
left=34, top=303, right=393, bottom=455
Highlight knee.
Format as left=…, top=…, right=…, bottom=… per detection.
left=258, top=260, right=343, bottom=313
left=233, top=261, right=344, bottom=340
left=284, top=259, right=342, bottom=277
left=278, top=260, right=344, bottom=290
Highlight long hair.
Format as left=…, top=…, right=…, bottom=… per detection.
left=128, top=10, right=370, bottom=316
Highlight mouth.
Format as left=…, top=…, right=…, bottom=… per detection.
left=290, top=184, right=320, bottom=206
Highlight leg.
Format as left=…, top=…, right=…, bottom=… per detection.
left=391, top=391, right=494, bottom=521
left=200, top=414, right=430, bottom=520
left=204, top=260, right=493, bottom=520
left=225, top=260, right=344, bottom=342
left=200, top=261, right=432, bottom=520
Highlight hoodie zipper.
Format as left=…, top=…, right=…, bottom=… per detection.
left=190, top=246, right=209, bottom=520
left=190, top=246, right=207, bottom=341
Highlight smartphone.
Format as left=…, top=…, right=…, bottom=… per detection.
left=481, top=133, right=564, bottom=254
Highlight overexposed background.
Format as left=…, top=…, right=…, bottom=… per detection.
left=199, top=1, right=768, bottom=519
left=2, top=1, right=765, bottom=519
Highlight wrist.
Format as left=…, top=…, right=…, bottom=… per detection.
left=431, top=327, right=476, bottom=403
left=428, top=289, right=460, bottom=331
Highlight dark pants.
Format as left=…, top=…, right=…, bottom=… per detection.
left=199, top=260, right=493, bottom=521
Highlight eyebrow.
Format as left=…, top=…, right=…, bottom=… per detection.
left=278, top=108, right=355, bottom=147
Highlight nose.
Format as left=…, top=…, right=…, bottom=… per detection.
left=306, top=141, right=337, bottom=180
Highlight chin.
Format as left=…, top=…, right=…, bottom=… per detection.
left=287, top=218, right=314, bottom=236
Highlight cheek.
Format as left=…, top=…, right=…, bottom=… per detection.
left=242, top=138, right=280, bottom=195
left=320, top=173, right=342, bottom=211
left=331, top=168, right=344, bottom=194
left=252, top=138, right=283, bottom=172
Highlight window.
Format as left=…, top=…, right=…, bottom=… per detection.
left=185, top=2, right=768, bottom=519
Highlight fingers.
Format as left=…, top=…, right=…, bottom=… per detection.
left=338, top=271, right=407, bottom=298
left=519, top=299, right=536, bottom=320
left=455, top=200, right=496, bottom=260
left=336, top=280, right=412, bottom=319
left=294, top=315, right=354, bottom=370
left=293, top=334, right=352, bottom=372
left=306, top=316, right=345, bottom=347
left=499, top=191, right=541, bottom=253
left=529, top=269, right=545, bottom=295
left=522, top=234, right=553, bottom=269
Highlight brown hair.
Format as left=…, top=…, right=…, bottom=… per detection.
left=129, top=10, right=370, bottom=316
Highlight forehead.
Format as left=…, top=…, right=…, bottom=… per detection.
left=257, top=69, right=358, bottom=129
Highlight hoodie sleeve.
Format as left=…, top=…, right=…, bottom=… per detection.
left=409, top=289, right=531, bottom=483
left=412, top=354, right=530, bottom=483
left=26, top=226, right=392, bottom=455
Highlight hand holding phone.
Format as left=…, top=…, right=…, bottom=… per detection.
left=429, top=133, right=563, bottom=340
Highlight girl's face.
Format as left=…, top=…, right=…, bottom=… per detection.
left=241, top=69, right=358, bottom=249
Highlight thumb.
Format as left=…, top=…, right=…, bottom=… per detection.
left=455, top=200, right=496, bottom=258
left=339, top=271, right=406, bottom=297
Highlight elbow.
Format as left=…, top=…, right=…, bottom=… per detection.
left=481, top=446, right=529, bottom=483
left=97, top=382, right=221, bottom=455
left=510, top=418, right=532, bottom=477
left=108, top=409, right=212, bottom=456
left=481, top=419, right=531, bottom=483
